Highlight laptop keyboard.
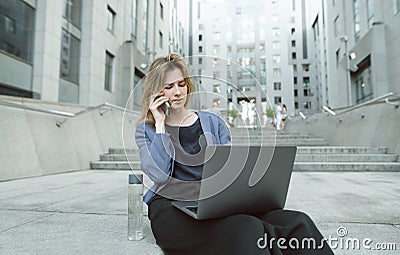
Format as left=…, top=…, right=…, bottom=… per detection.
left=186, top=205, right=198, bottom=214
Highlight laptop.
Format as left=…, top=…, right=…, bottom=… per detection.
left=172, top=145, right=297, bottom=220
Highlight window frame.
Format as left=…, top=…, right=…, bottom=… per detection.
left=107, top=5, right=116, bottom=34
left=104, top=51, right=114, bottom=92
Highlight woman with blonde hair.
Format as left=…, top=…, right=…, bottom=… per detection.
left=135, top=53, right=333, bottom=255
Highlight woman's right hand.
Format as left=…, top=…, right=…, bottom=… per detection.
left=149, top=92, right=170, bottom=124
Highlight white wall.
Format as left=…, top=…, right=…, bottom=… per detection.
left=0, top=54, right=32, bottom=91
left=0, top=96, right=139, bottom=181
left=286, top=99, right=400, bottom=156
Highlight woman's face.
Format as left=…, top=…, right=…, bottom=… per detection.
left=162, top=68, right=188, bottom=110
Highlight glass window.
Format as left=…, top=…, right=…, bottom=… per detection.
left=105, top=51, right=114, bottom=92
left=107, top=5, right=116, bottom=33
left=272, top=55, right=281, bottom=64
left=63, top=0, right=81, bottom=28
left=159, top=31, right=163, bottom=48
left=131, top=0, right=137, bottom=36
left=273, top=68, right=281, bottom=79
left=334, top=16, right=340, bottom=37
left=336, top=49, right=340, bottom=69
left=0, top=0, right=35, bottom=63
left=274, top=96, right=281, bottom=104
left=197, top=1, right=201, bottom=19
left=142, top=0, right=147, bottom=52
left=271, top=0, right=278, bottom=10
left=272, top=41, right=280, bottom=50
left=294, top=89, right=298, bottom=97
left=160, top=2, right=164, bottom=20
left=274, top=82, right=281, bottom=90
left=367, top=0, right=374, bottom=28
left=60, top=30, right=80, bottom=84
left=353, top=0, right=360, bottom=41
left=213, top=45, right=219, bottom=54
left=272, top=28, right=280, bottom=36
left=212, top=18, right=219, bottom=28
left=260, top=71, right=266, bottom=82
left=394, top=0, right=400, bottom=15
left=227, top=70, right=232, bottom=79
left=312, top=20, right=319, bottom=42
left=213, top=84, right=221, bottom=93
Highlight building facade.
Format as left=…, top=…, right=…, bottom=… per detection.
left=308, top=0, right=400, bottom=109
left=192, top=0, right=318, bottom=122
left=0, top=0, right=189, bottom=109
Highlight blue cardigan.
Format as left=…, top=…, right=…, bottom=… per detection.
left=135, top=111, right=231, bottom=204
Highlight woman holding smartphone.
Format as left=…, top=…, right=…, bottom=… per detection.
left=135, top=53, right=333, bottom=255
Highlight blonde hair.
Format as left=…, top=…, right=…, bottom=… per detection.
left=138, top=53, right=195, bottom=126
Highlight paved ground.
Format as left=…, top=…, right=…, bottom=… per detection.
left=0, top=170, right=399, bottom=255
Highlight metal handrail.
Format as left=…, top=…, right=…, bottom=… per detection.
left=299, top=92, right=399, bottom=120
left=335, top=92, right=399, bottom=116
left=0, top=99, right=140, bottom=118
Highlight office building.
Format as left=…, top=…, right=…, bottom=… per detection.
left=0, top=0, right=189, bottom=110
left=308, top=0, right=400, bottom=108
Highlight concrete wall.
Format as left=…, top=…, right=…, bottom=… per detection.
left=286, top=99, right=400, bottom=156
left=0, top=54, right=32, bottom=91
left=0, top=96, right=139, bottom=181
left=32, top=0, right=63, bottom=101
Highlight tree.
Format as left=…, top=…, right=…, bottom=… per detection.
left=266, top=108, right=275, bottom=118
left=227, top=109, right=238, bottom=127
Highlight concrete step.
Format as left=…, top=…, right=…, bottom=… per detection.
left=231, top=139, right=328, bottom=146
left=230, top=130, right=302, bottom=136
left=90, top=161, right=139, bottom=170
left=295, top=154, right=399, bottom=162
left=231, top=135, right=316, bottom=139
left=91, top=157, right=400, bottom=172
left=296, top=146, right=389, bottom=154
left=108, top=148, right=138, bottom=154
left=231, top=137, right=326, bottom=141
left=99, top=151, right=396, bottom=163
left=293, top=162, right=400, bottom=171
left=100, top=154, right=140, bottom=161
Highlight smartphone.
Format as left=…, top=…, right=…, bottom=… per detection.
left=161, top=102, right=171, bottom=117
left=155, top=95, right=170, bottom=117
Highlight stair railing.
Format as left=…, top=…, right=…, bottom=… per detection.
left=0, top=99, right=140, bottom=126
left=304, top=92, right=400, bottom=120
left=335, top=92, right=400, bottom=116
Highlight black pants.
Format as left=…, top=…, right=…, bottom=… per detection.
left=149, top=197, right=334, bottom=255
